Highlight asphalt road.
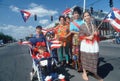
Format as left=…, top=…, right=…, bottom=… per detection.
left=0, top=43, right=32, bottom=81
left=0, top=42, right=120, bottom=81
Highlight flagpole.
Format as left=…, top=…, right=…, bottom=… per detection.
left=96, top=10, right=112, bottom=31
left=96, top=19, right=104, bottom=31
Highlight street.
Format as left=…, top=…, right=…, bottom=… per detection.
left=0, top=42, right=120, bottom=81
left=0, top=43, right=32, bottom=81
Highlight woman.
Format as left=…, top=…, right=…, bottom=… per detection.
left=54, top=15, right=70, bottom=65
left=79, top=11, right=103, bottom=81
left=65, top=16, right=73, bottom=61
left=66, top=6, right=84, bottom=71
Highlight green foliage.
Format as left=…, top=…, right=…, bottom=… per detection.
left=0, top=32, right=14, bottom=43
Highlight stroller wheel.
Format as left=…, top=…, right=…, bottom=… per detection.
left=56, top=63, right=61, bottom=67
left=53, top=79, right=60, bottom=81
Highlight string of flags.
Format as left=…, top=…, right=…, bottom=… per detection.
left=20, top=7, right=120, bottom=33
left=20, top=6, right=75, bottom=23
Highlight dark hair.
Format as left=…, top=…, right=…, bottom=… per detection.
left=72, top=6, right=82, bottom=16
left=82, top=11, right=91, bottom=18
left=59, top=15, right=66, bottom=21
left=65, top=16, right=70, bottom=19
left=36, top=25, right=42, bottom=29
left=38, top=46, right=47, bottom=51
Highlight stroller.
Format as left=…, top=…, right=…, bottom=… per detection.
left=29, top=32, right=66, bottom=81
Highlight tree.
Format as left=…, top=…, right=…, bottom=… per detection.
left=0, top=32, right=15, bottom=43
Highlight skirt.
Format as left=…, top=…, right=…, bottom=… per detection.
left=72, top=34, right=80, bottom=55
left=80, top=40, right=99, bottom=74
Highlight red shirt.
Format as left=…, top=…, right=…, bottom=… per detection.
left=32, top=52, right=50, bottom=59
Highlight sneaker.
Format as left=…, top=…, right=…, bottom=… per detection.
left=66, top=61, right=69, bottom=64
left=30, top=72, right=34, bottom=80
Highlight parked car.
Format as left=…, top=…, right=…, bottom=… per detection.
left=0, top=40, right=4, bottom=47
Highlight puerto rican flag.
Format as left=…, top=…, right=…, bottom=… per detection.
left=42, top=29, right=48, bottom=35
left=47, top=39, right=62, bottom=50
left=104, top=8, right=120, bottom=32
left=20, top=10, right=31, bottom=22
left=50, top=40, right=62, bottom=49
left=62, top=8, right=72, bottom=15
left=42, top=28, right=55, bottom=35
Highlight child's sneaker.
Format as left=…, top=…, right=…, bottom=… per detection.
left=30, top=69, right=35, bottom=80
left=30, top=72, right=34, bottom=80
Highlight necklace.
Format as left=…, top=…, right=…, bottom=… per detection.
left=85, top=21, right=94, bottom=35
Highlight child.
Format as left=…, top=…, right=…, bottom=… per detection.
left=32, top=41, right=50, bottom=60
left=30, top=42, right=50, bottom=81
left=29, top=25, right=46, bottom=47
left=36, top=46, right=50, bottom=59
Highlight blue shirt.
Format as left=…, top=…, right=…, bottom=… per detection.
left=35, top=34, right=46, bottom=43
left=29, top=37, right=37, bottom=45
left=29, top=33, right=46, bottom=45
left=70, top=19, right=84, bottom=32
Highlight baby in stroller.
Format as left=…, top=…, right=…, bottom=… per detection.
left=30, top=41, right=51, bottom=80
left=34, top=42, right=50, bottom=59
left=30, top=41, right=65, bottom=81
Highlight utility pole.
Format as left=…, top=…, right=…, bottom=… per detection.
left=83, top=0, right=86, bottom=12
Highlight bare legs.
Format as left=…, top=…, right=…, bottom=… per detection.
left=82, top=68, right=88, bottom=81
left=82, top=68, right=103, bottom=81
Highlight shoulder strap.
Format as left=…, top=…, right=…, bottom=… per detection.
left=72, top=21, right=81, bottom=29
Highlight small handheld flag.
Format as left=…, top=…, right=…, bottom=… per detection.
left=62, top=8, right=71, bottom=16
left=20, top=10, right=31, bottom=22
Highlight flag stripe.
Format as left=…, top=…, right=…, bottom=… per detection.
left=114, top=18, right=120, bottom=25
left=110, top=20, right=120, bottom=29
left=114, top=11, right=120, bottom=20
left=51, top=44, right=62, bottom=49
left=50, top=40, right=61, bottom=44
left=62, top=8, right=71, bottom=15
left=111, top=23, right=120, bottom=32
left=63, top=9, right=71, bottom=13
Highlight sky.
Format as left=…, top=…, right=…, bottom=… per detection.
left=0, top=0, right=120, bottom=40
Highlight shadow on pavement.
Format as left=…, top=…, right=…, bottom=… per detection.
left=97, top=57, right=114, bottom=79
left=57, top=65, right=75, bottom=81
